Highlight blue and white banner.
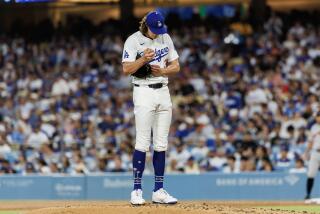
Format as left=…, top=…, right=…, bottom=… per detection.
left=52, top=175, right=85, bottom=199
left=0, top=173, right=318, bottom=200
left=0, top=176, right=51, bottom=199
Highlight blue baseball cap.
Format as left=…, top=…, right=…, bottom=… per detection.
left=146, top=11, right=167, bottom=35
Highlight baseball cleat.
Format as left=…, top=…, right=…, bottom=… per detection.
left=152, top=188, right=178, bottom=204
left=130, top=189, right=145, bottom=205
left=304, top=199, right=312, bottom=204
left=305, top=198, right=320, bottom=204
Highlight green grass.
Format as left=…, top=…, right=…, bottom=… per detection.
left=260, top=206, right=320, bottom=213
left=0, top=212, right=20, bottom=214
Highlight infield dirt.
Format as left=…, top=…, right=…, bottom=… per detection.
left=0, top=201, right=317, bottom=214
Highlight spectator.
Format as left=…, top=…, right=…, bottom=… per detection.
left=166, top=159, right=183, bottom=173
left=203, top=149, right=227, bottom=171
left=108, top=156, right=126, bottom=172
left=275, top=145, right=294, bottom=171
left=169, top=143, right=191, bottom=170
left=260, top=157, right=274, bottom=172
left=223, top=155, right=240, bottom=173
left=0, top=137, right=11, bottom=155
left=26, top=125, right=49, bottom=150
left=190, top=137, right=209, bottom=162
left=38, top=159, right=51, bottom=174
left=184, top=157, right=200, bottom=174
left=289, top=158, right=307, bottom=173
left=24, top=162, right=36, bottom=174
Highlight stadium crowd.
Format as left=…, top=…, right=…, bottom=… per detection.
left=0, top=8, right=319, bottom=175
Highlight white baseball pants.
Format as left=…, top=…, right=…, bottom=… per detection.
left=133, top=85, right=172, bottom=152
left=307, top=151, right=320, bottom=178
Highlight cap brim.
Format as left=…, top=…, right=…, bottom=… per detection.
left=149, top=25, right=167, bottom=35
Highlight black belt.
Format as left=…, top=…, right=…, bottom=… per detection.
left=134, top=83, right=164, bottom=89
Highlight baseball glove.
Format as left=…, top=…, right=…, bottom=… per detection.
left=131, top=53, right=152, bottom=78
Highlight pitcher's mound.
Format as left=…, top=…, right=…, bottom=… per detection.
left=24, top=201, right=309, bottom=214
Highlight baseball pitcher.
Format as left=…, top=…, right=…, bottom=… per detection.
left=305, top=111, right=320, bottom=200
left=122, top=11, right=180, bottom=205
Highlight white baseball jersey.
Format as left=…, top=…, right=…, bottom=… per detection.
left=310, top=123, right=320, bottom=151
left=122, top=31, right=179, bottom=85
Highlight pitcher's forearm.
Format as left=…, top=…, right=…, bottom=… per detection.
left=162, top=60, right=180, bottom=75
left=123, top=58, right=147, bottom=75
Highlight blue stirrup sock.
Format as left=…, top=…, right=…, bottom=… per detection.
left=153, top=151, right=165, bottom=192
left=132, top=150, right=146, bottom=190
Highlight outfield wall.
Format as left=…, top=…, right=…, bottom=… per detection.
left=0, top=173, right=319, bottom=200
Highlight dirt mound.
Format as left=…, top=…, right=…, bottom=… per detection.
left=20, top=201, right=309, bottom=214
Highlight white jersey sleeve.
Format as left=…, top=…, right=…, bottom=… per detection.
left=122, top=35, right=138, bottom=63
left=165, top=34, right=179, bottom=62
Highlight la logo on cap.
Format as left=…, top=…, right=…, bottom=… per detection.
left=146, top=11, right=167, bottom=34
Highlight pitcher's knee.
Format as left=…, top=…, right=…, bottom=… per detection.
left=135, top=142, right=150, bottom=152
left=153, top=144, right=168, bottom=152
left=307, top=171, right=317, bottom=178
